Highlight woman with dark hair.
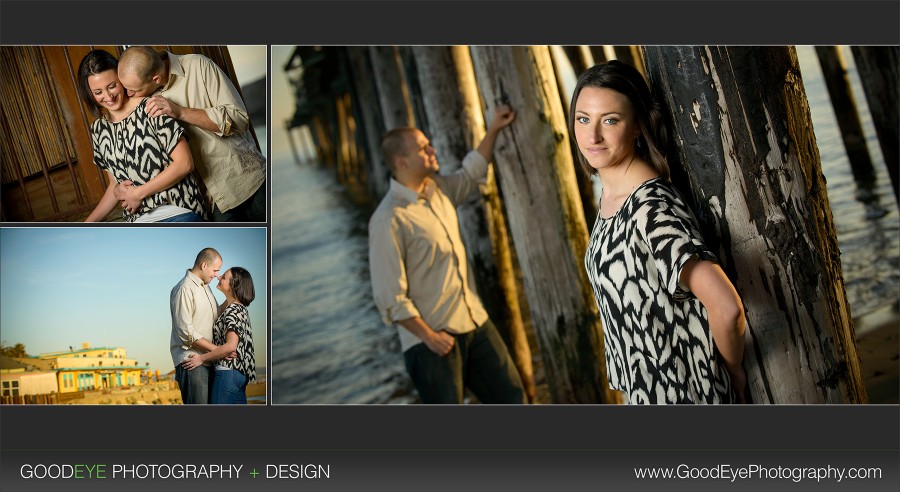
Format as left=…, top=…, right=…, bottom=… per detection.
left=571, top=61, right=746, bottom=404
left=76, top=49, right=206, bottom=222
left=182, top=267, right=257, bottom=404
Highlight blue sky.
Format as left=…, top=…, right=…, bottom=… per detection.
left=0, top=227, right=267, bottom=372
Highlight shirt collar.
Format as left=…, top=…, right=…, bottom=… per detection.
left=186, top=269, right=205, bottom=286
left=162, top=51, right=186, bottom=91
left=388, top=177, right=436, bottom=204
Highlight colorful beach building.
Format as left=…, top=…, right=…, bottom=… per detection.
left=2, top=342, right=147, bottom=397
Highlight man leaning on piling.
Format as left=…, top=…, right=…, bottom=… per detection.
left=368, top=105, right=526, bottom=404
left=116, top=46, right=266, bottom=222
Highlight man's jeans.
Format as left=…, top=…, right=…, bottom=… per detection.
left=403, top=319, right=526, bottom=404
left=175, top=364, right=212, bottom=404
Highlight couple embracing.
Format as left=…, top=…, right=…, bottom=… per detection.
left=171, top=248, right=257, bottom=404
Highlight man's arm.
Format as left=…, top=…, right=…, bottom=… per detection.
left=397, top=317, right=455, bottom=356
left=439, top=105, right=516, bottom=205
left=475, top=104, right=516, bottom=162
left=173, top=286, right=206, bottom=350
left=145, top=97, right=219, bottom=133
left=145, top=56, right=251, bottom=137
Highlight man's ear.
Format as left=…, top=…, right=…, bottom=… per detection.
left=151, top=74, right=163, bottom=85
left=393, top=156, right=406, bottom=172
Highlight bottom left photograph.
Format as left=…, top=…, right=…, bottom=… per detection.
left=0, top=227, right=267, bottom=405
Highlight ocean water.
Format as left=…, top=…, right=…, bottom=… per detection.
left=270, top=48, right=899, bottom=404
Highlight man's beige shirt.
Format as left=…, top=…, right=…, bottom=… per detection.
left=159, top=51, right=266, bottom=213
left=170, top=269, right=218, bottom=366
left=368, top=151, right=490, bottom=352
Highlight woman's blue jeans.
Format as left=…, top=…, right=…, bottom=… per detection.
left=211, top=367, right=248, bottom=404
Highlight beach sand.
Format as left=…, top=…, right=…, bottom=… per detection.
left=854, top=303, right=899, bottom=404
left=62, top=381, right=267, bottom=405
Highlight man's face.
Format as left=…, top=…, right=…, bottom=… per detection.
left=118, top=69, right=159, bottom=98
left=402, top=130, right=439, bottom=178
left=200, top=257, right=223, bottom=285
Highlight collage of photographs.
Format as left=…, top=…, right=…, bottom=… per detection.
left=0, top=45, right=897, bottom=407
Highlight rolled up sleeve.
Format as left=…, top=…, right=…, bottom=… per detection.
left=198, top=57, right=251, bottom=137
left=437, top=150, right=489, bottom=205
left=369, top=215, right=420, bottom=325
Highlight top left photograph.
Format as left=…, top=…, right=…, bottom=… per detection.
left=0, top=45, right=268, bottom=223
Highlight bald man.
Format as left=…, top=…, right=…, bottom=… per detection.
left=118, top=46, right=266, bottom=222
left=368, top=106, right=526, bottom=404
left=171, top=248, right=224, bottom=404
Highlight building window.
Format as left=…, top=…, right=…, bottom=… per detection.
left=2, top=381, right=20, bottom=397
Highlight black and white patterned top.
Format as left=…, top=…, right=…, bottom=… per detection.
left=584, top=177, right=734, bottom=404
left=212, top=303, right=256, bottom=382
left=90, top=99, right=207, bottom=222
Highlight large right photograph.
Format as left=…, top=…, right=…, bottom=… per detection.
left=268, top=45, right=898, bottom=405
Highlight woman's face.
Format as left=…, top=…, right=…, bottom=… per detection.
left=87, top=69, right=126, bottom=113
left=573, top=87, right=641, bottom=173
left=216, top=269, right=233, bottom=296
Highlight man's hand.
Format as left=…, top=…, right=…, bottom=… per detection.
left=145, top=95, right=183, bottom=119
left=181, top=354, right=206, bottom=371
left=223, top=351, right=238, bottom=362
left=423, top=330, right=455, bottom=357
left=488, top=104, right=516, bottom=132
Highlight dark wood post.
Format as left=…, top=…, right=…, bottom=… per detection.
left=850, top=46, right=899, bottom=201
left=815, top=46, right=876, bottom=190
left=346, top=47, right=390, bottom=198
left=369, top=46, right=416, bottom=130
left=588, top=46, right=608, bottom=66
left=397, top=46, right=431, bottom=137
left=470, top=46, right=615, bottom=404
left=613, top=46, right=647, bottom=79
left=553, top=46, right=598, bottom=223
left=644, top=46, right=867, bottom=404
left=411, top=46, right=538, bottom=402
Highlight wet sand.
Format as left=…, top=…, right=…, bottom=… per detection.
left=855, top=304, right=899, bottom=404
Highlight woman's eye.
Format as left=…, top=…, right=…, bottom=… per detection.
left=603, top=118, right=618, bottom=125
left=576, top=116, right=589, bottom=124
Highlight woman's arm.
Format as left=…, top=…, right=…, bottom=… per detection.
left=681, top=259, right=747, bottom=402
left=119, top=138, right=195, bottom=213
left=182, top=331, right=239, bottom=370
left=84, top=172, right=120, bottom=222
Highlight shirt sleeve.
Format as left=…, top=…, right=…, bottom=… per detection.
left=90, top=121, right=110, bottom=173
left=368, top=213, right=421, bottom=325
left=172, top=284, right=204, bottom=347
left=222, top=306, right=247, bottom=339
left=148, top=106, right=187, bottom=161
left=635, top=193, right=717, bottom=300
left=433, top=150, right=488, bottom=206
left=196, top=56, right=252, bottom=137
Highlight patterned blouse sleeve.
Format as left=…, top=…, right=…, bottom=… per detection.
left=635, top=187, right=718, bottom=300
left=222, top=304, right=247, bottom=339
left=89, top=120, right=110, bottom=172
left=144, top=100, right=186, bottom=160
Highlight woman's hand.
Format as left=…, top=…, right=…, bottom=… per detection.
left=730, top=364, right=748, bottom=403
left=117, top=182, right=146, bottom=214
left=181, top=354, right=206, bottom=371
